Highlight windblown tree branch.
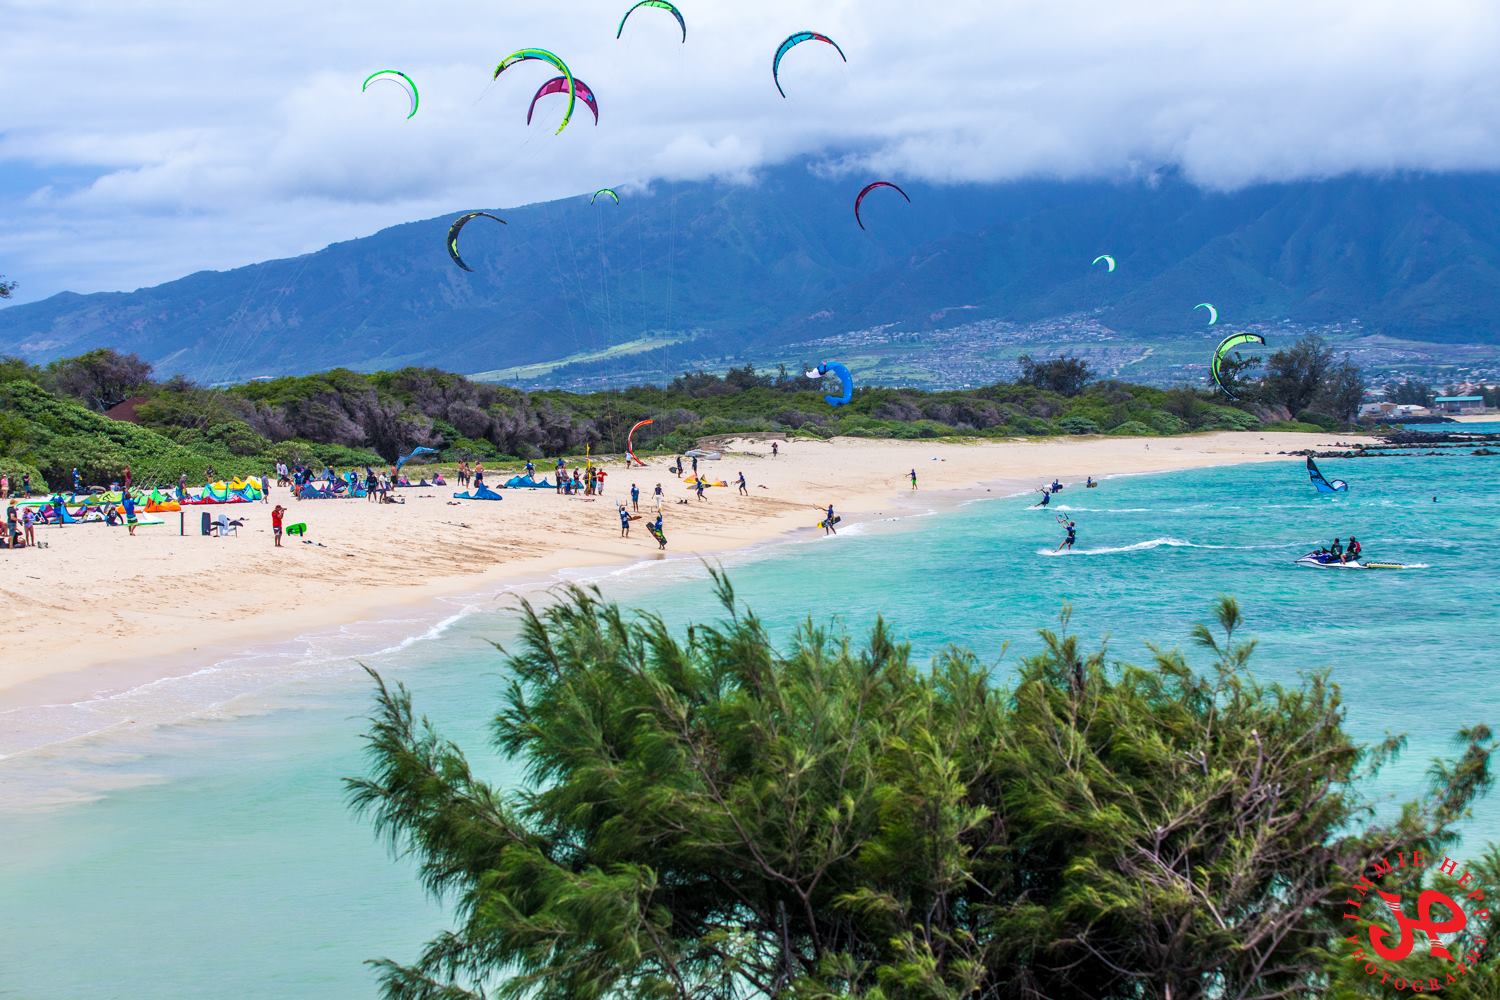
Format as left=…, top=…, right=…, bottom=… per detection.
left=350, top=579, right=1493, bottom=999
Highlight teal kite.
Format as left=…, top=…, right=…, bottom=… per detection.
left=1092, top=254, right=1116, bottom=272
left=495, top=49, right=576, bottom=135
left=362, top=70, right=419, bottom=119
left=1196, top=302, right=1219, bottom=325
left=617, top=1, right=686, bottom=42
left=773, top=32, right=847, bottom=98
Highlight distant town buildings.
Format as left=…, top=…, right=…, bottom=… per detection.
left=1432, top=395, right=1486, bottom=415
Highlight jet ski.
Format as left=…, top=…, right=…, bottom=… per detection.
left=1295, top=551, right=1409, bottom=570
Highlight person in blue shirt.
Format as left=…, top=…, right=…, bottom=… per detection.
left=618, top=504, right=632, bottom=538
left=72, top=468, right=82, bottom=493
left=737, top=472, right=748, bottom=496
left=121, top=492, right=139, bottom=537
left=823, top=504, right=837, bottom=535
left=630, top=483, right=640, bottom=512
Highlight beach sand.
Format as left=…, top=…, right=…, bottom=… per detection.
left=2, top=432, right=1367, bottom=713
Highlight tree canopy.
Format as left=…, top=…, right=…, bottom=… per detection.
left=350, top=575, right=1495, bottom=999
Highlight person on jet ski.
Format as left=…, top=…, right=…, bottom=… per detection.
left=1343, top=536, right=1361, bottom=564
left=1328, top=538, right=1343, bottom=561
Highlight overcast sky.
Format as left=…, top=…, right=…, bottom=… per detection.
left=3, top=0, right=1499, bottom=303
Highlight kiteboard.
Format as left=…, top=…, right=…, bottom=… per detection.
left=817, top=516, right=842, bottom=530
left=286, top=523, right=308, bottom=536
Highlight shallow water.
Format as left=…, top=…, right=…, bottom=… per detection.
left=2, top=454, right=1497, bottom=999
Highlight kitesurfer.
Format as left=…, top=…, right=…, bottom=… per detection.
left=737, top=472, right=748, bottom=496
left=1035, top=489, right=1051, bottom=508
left=1086, top=476, right=1096, bottom=488
left=1056, top=520, right=1077, bottom=553
left=619, top=505, right=631, bottom=538
left=1050, top=480, right=1063, bottom=493
left=823, top=504, right=837, bottom=535
left=652, top=514, right=667, bottom=550
left=695, top=478, right=708, bottom=502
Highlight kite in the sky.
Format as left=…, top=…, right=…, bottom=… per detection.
left=616, top=1, right=686, bottom=42
left=447, top=212, right=507, bottom=272
left=495, top=49, right=576, bottom=134
left=773, top=32, right=847, bottom=98
left=854, top=181, right=910, bottom=230
left=1212, top=332, right=1266, bottom=398
left=1196, top=302, right=1219, bottom=325
left=592, top=188, right=620, bottom=205
left=528, top=77, right=599, bottom=126
left=806, top=361, right=854, bottom=407
left=362, top=70, right=419, bottom=119
left=1092, top=254, right=1116, bottom=272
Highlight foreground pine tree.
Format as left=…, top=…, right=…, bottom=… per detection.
left=349, top=572, right=1494, bottom=999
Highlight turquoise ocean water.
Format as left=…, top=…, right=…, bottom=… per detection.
left=2, top=453, right=1497, bottom=999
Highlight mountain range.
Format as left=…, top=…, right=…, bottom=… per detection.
left=5, top=164, right=1500, bottom=383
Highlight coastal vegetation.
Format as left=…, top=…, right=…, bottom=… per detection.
left=350, top=576, right=1497, bottom=999
left=0, top=335, right=1360, bottom=491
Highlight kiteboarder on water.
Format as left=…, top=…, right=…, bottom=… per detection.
left=1034, top=489, right=1051, bottom=508
left=1055, top=519, right=1077, bottom=553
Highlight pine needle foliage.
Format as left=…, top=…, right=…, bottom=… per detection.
left=349, top=579, right=1493, bottom=999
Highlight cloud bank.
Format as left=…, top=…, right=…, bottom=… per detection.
left=2, top=0, right=1498, bottom=301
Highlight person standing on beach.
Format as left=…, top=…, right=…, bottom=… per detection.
left=771, top=442, right=779, bottom=459
left=691, top=455, right=699, bottom=478
left=72, top=468, right=81, bottom=494
left=0, top=473, right=8, bottom=499
left=654, top=483, right=664, bottom=511
left=652, top=513, right=667, bottom=550
left=674, top=456, right=683, bottom=479
left=630, top=483, right=640, bottom=513
left=22, top=506, right=36, bottom=547
left=737, top=471, right=748, bottom=496
left=22, top=472, right=31, bottom=498
left=272, top=504, right=286, bottom=547
left=618, top=504, right=631, bottom=538
left=555, top=458, right=566, bottom=493
left=910, top=469, right=918, bottom=491
left=596, top=468, right=607, bottom=496
left=121, top=491, right=138, bottom=536
left=123, top=465, right=132, bottom=493
left=5, top=501, right=19, bottom=547
left=695, top=478, right=708, bottom=502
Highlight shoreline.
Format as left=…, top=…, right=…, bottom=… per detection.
left=3, top=432, right=1367, bottom=755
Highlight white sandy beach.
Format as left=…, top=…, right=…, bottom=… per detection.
left=2, top=432, right=1369, bottom=715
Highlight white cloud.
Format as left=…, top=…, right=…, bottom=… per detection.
left=2, top=0, right=1499, bottom=301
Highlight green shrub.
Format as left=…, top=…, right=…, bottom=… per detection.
left=1057, top=416, right=1102, bottom=435
left=1108, top=420, right=1155, bottom=437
